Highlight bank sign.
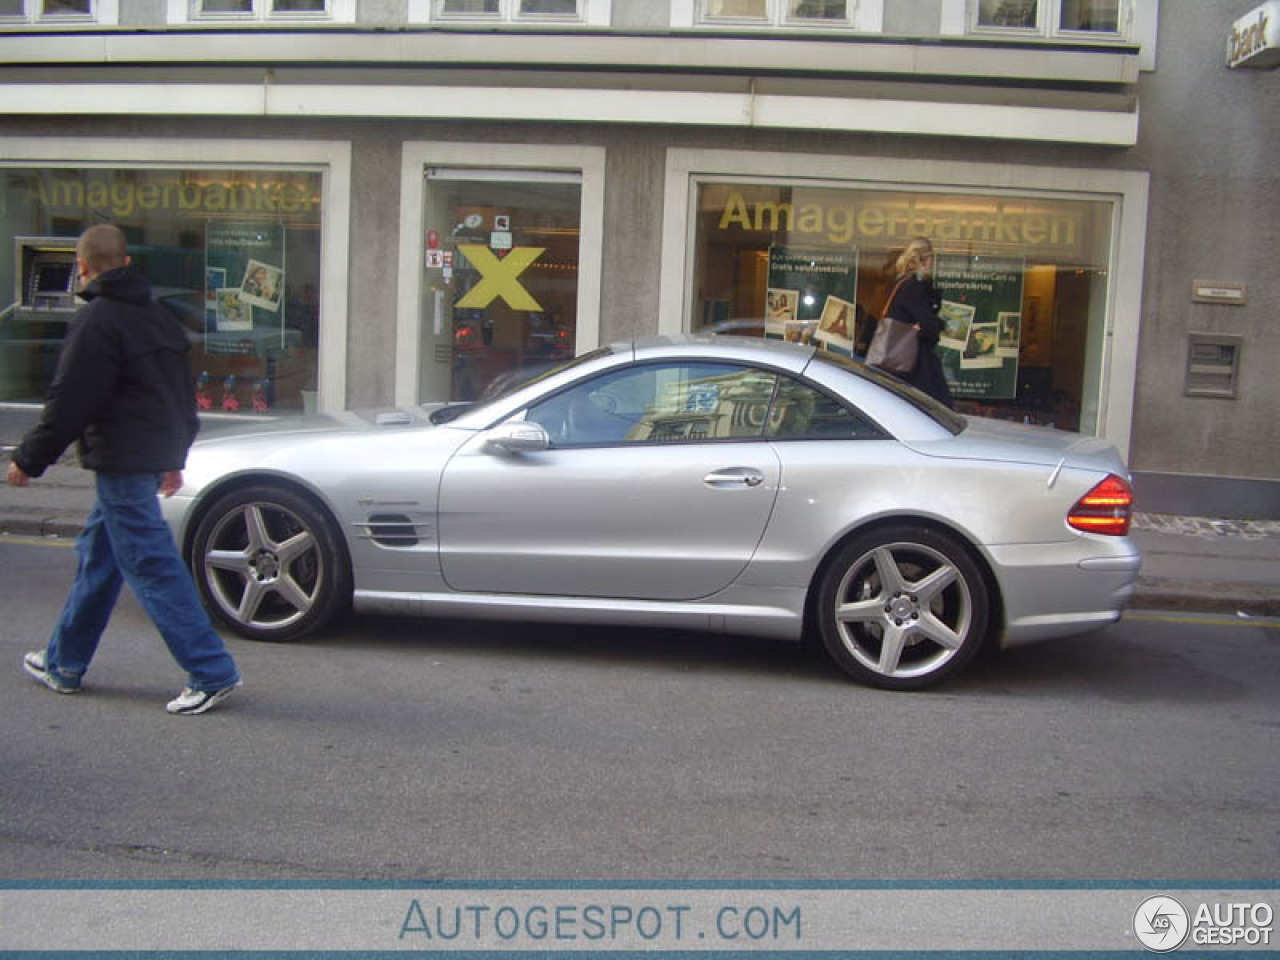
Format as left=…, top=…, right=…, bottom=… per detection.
left=1228, top=1, right=1280, bottom=68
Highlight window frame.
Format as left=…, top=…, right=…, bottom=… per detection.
left=168, top=0, right=353, bottom=25
left=408, top=0, right=607, bottom=27
left=395, top=141, right=606, bottom=410
left=0, top=136, right=351, bottom=414
left=968, top=0, right=1132, bottom=43
left=432, top=0, right=584, bottom=23
left=695, top=0, right=858, bottom=30
left=525, top=360, right=783, bottom=448
left=766, top=365, right=886, bottom=440
left=0, top=0, right=118, bottom=25
left=940, top=0, right=1155, bottom=69
left=658, top=147, right=1151, bottom=458
left=521, top=358, right=882, bottom=449
left=671, top=0, right=882, bottom=33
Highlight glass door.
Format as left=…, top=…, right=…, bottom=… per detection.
left=421, top=169, right=582, bottom=402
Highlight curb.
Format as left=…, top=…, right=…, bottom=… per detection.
left=1128, top=580, right=1280, bottom=618
left=0, top=513, right=84, bottom=540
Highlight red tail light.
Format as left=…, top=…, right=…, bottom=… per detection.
left=1068, top=474, right=1133, bottom=536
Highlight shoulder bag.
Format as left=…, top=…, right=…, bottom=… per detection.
left=865, top=276, right=919, bottom=375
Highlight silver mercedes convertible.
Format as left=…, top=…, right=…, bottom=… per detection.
left=162, top=336, right=1141, bottom=690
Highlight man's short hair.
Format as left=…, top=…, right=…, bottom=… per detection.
left=77, top=224, right=129, bottom=274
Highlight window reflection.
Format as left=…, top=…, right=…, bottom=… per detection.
left=41, top=0, right=91, bottom=13
left=0, top=167, right=323, bottom=412
left=1059, top=0, right=1119, bottom=32
left=528, top=363, right=778, bottom=446
left=422, top=175, right=582, bottom=403
left=440, top=0, right=499, bottom=14
left=787, top=0, right=847, bottom=21
left=519, top=0, right=577, bottom=14
left=977, top=0, right=1038, bottom=28
left=693, top=181, right=1114, bottom=434
left=704, top=0, right=767, bottom=20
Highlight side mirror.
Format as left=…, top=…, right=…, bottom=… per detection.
left=484, top=420, right=550, bottom=454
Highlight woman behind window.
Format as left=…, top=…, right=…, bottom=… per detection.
left=884, top=237, right=954, bottom=409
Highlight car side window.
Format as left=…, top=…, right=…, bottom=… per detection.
left=526, top=362, right=779, bottom=447
left=766, top=375, right=879, bottom=439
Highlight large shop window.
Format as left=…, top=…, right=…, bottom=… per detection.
left=421, top=170, right=582, bottom=403
left=0, top=167, right=322, bottom=414
left=692, top=181, right=1115, bottom=432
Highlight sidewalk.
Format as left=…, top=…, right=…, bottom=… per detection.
left=3, top=407, right=1278, bottom=618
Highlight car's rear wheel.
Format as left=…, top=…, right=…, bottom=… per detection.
left=191, top=484, right=350, bottom=641
left=816, top=524, right=989, bottom=690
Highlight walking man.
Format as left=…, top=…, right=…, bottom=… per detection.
left=8, top=224, right=241, bottom=715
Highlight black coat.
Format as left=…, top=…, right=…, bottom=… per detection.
left=15, top=265, right=199, bottom=477
left=885, top=274, right=955, bottom=408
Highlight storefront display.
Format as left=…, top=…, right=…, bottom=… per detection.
left=693, top=180, right=1115, bottom=431
left=420, top=173, right=582, bottom=403
left=933, top=253, right=1026, bottom=401
left=764, top=245, right=858, bottom=351
left=0, top=167, right=322, bottom=411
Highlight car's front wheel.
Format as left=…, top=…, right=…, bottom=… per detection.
left=816, top=524, right=989, bottom=690
left=191, top=484, right=350, bottom=641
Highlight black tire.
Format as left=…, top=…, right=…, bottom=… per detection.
left=190, top=484, right=351, bottom=642
left=816, top=524, right=989, bottom=690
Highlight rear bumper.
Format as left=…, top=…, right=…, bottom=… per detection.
left=987, top=538, right=1142, bottom=649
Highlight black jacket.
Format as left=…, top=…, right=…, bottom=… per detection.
left=14, top=265, right=199, bottom=477
left=885, top=274, right=955, bottom=409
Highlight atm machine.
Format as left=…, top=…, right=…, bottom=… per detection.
left=1, top=236, right=78, bottom=401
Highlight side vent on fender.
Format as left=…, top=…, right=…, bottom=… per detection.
left=359, top=514, right=422, bottom=547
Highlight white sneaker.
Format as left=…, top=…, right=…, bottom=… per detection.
left=22, top=651, right=82, bottom=694
left=166, top=680, right=241, bottom=715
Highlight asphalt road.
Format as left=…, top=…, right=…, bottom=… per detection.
left=1, top=535, right=1277, bottom=883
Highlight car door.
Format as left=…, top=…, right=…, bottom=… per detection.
left=437, top=360, right=782, bottom=601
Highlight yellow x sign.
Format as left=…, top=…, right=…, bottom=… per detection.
left=455, top=244, right=545, bottom=311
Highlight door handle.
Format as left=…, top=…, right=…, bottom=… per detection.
left=703, top=468, right=766, bottom=489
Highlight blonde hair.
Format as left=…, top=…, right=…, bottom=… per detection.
left=895, top=237, right=934, bottom=277
left=76, top=224, right=129, bottom=275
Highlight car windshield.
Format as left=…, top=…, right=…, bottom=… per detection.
left=427, top=347, right=616, bottom=425
left=811, top=350, right=967, bottom=435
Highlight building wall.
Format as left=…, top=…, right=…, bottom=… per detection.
left=882, top=0, right=945, bottom=35
left=601, top=132, right=667, bottom=341
left=1128, top=1, right=1279, bottom=494
left=348, top=133, right=402, bottom=410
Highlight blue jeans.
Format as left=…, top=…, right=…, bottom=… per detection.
left=43, top=472, right=240, bottom=693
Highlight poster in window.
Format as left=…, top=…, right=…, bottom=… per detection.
left=815, top=295, right=856, bottom=356
left=205, top=221, right=287, bottom=345
left=765, top=287, right=806, bottom=342
left=997, top=311, right=1022, bottom=357
left=204, top=267, right=226, bottom=314
left=933, top=254, right=1024, bottom=400
left=240, top=259, right=285, bottom=312
left=766, top=245, right=857, bottom=350
left=962, top=320, right=1002, bottom=369
left=938, top=300, right=974, bottom=351
left=215, top=289, right=251, bottom=332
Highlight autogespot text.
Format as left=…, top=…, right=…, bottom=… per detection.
left=399, top=899, right=802, bottom=946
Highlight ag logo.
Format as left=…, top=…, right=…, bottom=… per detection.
left=1134, top=895, right=1190, bottom=953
